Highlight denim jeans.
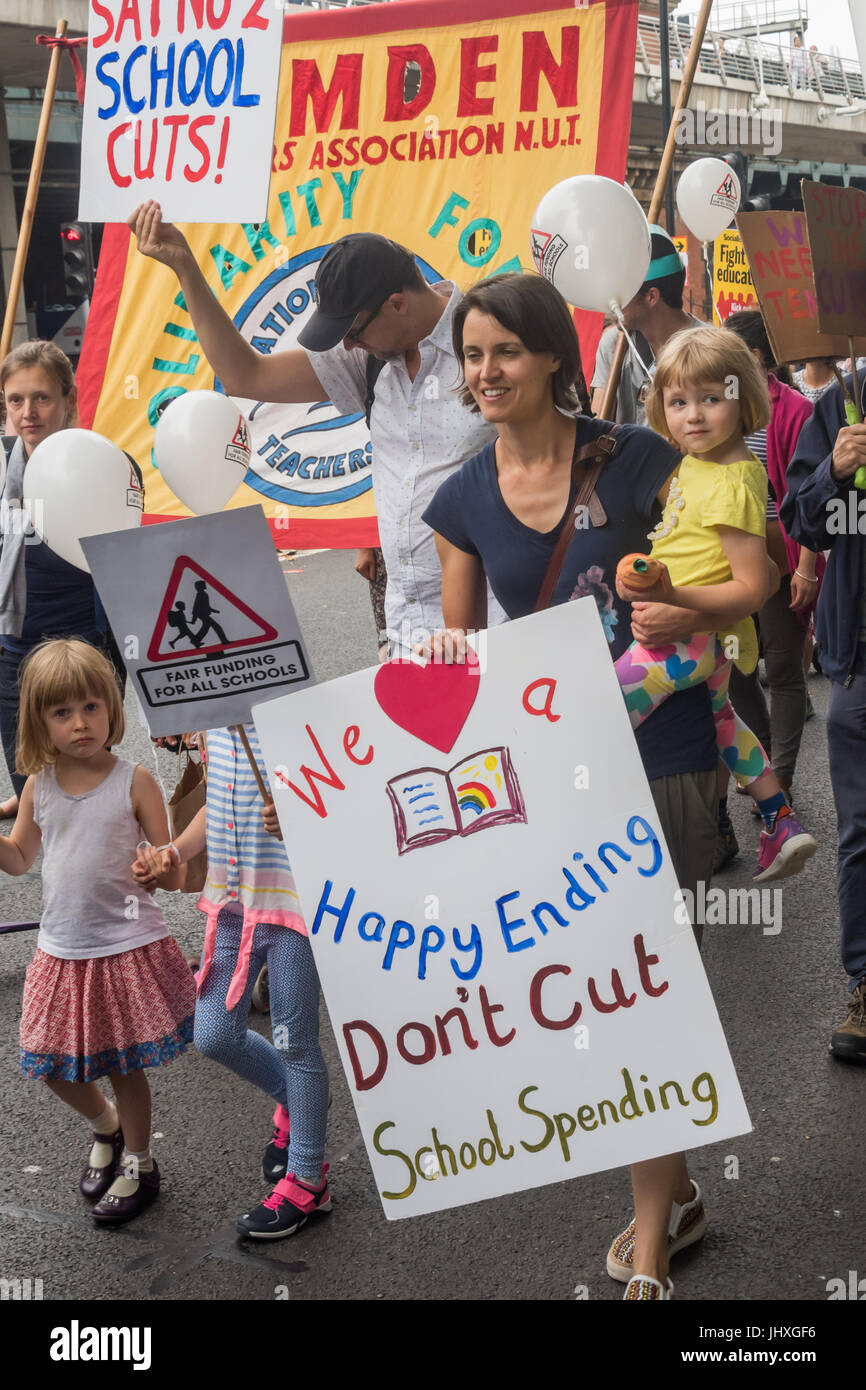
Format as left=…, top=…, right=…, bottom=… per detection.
left=827, top=645, right=866, bottom=990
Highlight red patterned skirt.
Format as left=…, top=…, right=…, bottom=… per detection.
left=20, top=938, right=196, bottom=1082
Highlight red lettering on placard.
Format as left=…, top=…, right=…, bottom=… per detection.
left=91, top=0, right=115, bottom=47
left=457, top=36, right=498, bottom=117
left=150, top=0, right=161, bottom=38
left=290, top=55, right=362, bottom=136
left=176, top=0, right=203, bottom=30
left=116, top=0, right=143, bottom=43
left=273, top=725, right=346, bottom=819
left=522, top=676, right=560, bottom=723
left=529, top=964, right=582, bottom=1030
left=384, top=44, right=435, bottom=121
left=343, top=724, right=374, bottom=766
left=107, top=124, right=133, bottom=187
left=343, top=1020, right=388, bottom=1091
left=163, top=113, right=189, bottom=180
left=184, top=114, right=215, bottom=182
left=520, top=28, right=579, bottom=112
left=634, top=932, right=669, bottom=997
left=242, top=0, right=268, bottom=29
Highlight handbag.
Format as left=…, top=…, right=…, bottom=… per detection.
left=168, top=748, right=208, bottom=894
left=534, top=427, right=619, bottom=612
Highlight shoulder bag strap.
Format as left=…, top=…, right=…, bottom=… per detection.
left=533, top=427, right=619, bottom=613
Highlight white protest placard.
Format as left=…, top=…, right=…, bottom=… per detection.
left=253, top=600, right=751, bottom=1219
left=82, top=506, right=314, bottom=734
left=79, top=0, right=283, bottom=223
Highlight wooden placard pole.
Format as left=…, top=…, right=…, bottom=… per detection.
left=234, top=723, right=269, bottom=801
left=599, top=0, right=714, bottom=422
left=0, top=20, right=69, bottom=362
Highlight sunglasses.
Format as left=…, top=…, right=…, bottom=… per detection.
left=344, top=297, right=389, bottom=344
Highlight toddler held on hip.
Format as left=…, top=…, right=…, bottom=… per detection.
left=134, top=723, right=330, bottom=1241
left=613, top=326, right=816, bottom=884
left=0, top=639, right=195, bottom=1225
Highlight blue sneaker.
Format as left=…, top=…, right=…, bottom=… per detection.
left=237, top=1167, right=331, bottom=1241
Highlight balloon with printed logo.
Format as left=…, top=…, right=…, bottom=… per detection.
left=529, top=175, right=652, bottom=313
left=23, top=429, right=143, bottom=572
left=676, top=158, right=741, bottom=243
left=153, top=390, right=251, bottom=515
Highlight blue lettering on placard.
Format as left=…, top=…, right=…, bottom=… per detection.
left=232, top=38, right=260, bottom=108
left=178, top=41, right=206, bottom=105
left=204, top=37, right=235, bottom=106
left=627, top=816, right=663, bottom=877
left=122, top=45, right=147, bottom=114
left=496, top=891, right=533, bottom=952
left=311, top=880, right=355, bottom=943
left=150, top=43, right=176, bottom=108
left=95, top=52, right=122, bottom=119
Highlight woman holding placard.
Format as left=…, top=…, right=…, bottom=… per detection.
left=422, top=273, right=771, bottom=1300
left=0, top=341, right=141, bottom=819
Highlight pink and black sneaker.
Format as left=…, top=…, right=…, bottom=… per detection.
left=262, top=1104, right=291, bottom=1183
left=237, top=1166, right=331, bottom=1240
left=753, top=807, right=817, bottom=883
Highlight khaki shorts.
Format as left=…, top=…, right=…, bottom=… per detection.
left=649, top=769, right=717, bottom=950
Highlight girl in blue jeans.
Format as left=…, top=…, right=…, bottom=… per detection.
left=135, top=724, right=330, bottom=1239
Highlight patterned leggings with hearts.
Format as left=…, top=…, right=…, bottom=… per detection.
left=616, top=633, right=772, bottom=787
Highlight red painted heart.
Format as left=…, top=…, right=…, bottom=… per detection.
left=373, top=650, right=480, bottom=753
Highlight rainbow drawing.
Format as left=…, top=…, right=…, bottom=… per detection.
left=456, top=781, right=497, bottom=817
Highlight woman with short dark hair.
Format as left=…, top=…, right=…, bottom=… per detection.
left=423, top=272, right=755, bottom=1300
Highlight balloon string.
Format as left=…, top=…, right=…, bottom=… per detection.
left=611, top=305, right=654, bottom=381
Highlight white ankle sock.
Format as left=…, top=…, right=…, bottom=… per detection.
left=106, top=1147, right=153, bottom=1198
left=87, top=1101, right=120, bottom=1168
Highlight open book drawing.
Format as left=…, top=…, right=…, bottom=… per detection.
left=386, top=746, right=526, bottom=855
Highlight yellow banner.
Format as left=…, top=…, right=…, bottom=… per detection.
left=712, top=227, right=757, bottom=322
left=79, top=0, right=638, bottom=547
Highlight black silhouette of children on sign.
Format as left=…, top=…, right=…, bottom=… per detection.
left=166, top=601, right=198, bottom=649
left=191, top=580, right=229, bottom=647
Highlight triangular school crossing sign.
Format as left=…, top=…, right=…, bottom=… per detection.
left=147, top=555, right=278, bottom=663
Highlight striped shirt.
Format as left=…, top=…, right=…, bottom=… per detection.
left=196, top=724, right=306, bottom=1009
left=745, top=429, right=777, bottom=520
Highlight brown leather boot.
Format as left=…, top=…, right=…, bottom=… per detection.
left=830, top=981, right=866, bottom=1062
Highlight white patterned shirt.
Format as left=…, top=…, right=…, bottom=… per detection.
left=307, top=282, right=505, bottom=652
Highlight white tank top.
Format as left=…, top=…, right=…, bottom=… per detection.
left=33, top=758, right=168, bottom=960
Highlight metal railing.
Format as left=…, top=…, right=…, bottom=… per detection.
left=704, top=1, right=809, bottom=36
left=637, top=10, right=865, bottom=103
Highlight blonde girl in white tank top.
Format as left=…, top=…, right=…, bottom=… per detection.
left=0, top=639, right=195, bottom=1227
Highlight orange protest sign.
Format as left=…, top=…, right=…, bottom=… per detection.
left=737, top=209, right=856, bottom=364
left=77, top=0, right=640, bottom=549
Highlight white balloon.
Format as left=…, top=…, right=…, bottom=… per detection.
left=154, top=391, right=251, bottom=514
left=530, top=176, right=652, bottom=313
left=676, top=158, right=741, bottom=243
left=23, top=429, right=143, bottom=573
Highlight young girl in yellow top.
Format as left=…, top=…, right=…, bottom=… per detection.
left=614, top=325, right=816, bottom=883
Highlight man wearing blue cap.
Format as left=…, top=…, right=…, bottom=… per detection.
left=590, top=226, right=706, bottom=425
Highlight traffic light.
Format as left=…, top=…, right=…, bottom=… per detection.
left=723, top=154, right=773, bottom=212
left=60, top=221, right=94, bottom=303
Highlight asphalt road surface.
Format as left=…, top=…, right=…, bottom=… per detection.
left=1, top=548, right=864, bottom=1305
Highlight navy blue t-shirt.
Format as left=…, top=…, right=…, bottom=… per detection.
left=2, top=542, right=101, bottom=655
left=423, top=418, right=717, bottom=782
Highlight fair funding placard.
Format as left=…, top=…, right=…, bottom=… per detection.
left=253, top=599, right=751, bottom=1219
left=78, top=0, right=282, bottom=223
left=82, top=505, right=314, bottom=734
